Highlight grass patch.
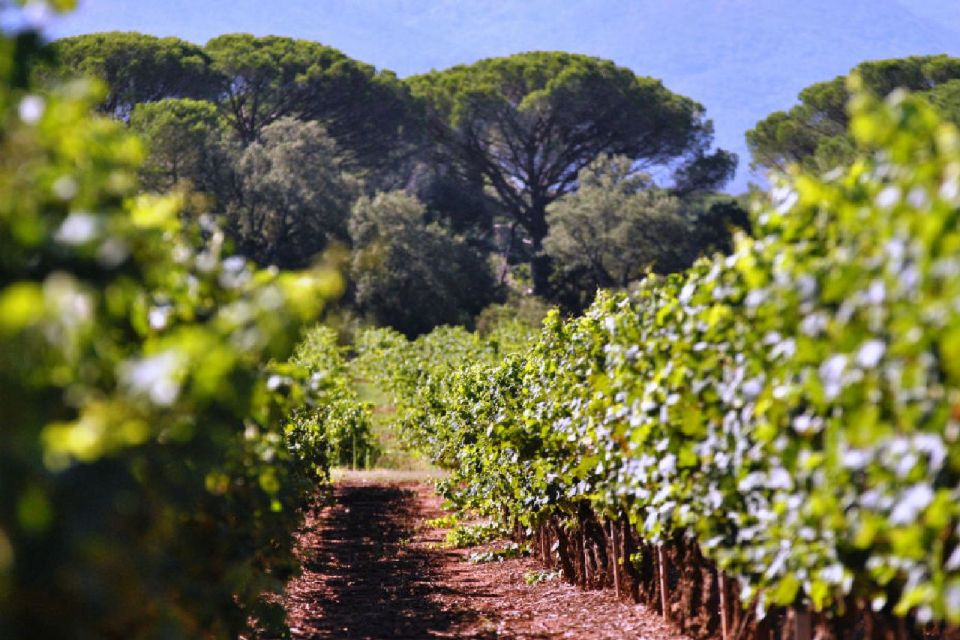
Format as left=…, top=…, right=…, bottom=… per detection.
left=468, top=542, right=529, bottom=564
left=523, top=569, right=560, bottom=585
left=332, top=468, right=447, bottom=484
left=424, top=514, right=459, bottom=529
left=442, top=521, right=505, bottom=549
left=354, top=380, right=439, bottom=472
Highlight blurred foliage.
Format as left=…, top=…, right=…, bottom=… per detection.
left=0, top=16, right=344, bottom=638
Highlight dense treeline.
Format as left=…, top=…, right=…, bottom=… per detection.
left=371, top=84, right=960, bottom=638
left=44, top=31, right=747, bottom=333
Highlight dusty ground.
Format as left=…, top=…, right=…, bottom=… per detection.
left=284, top=472, right=690, bottom=639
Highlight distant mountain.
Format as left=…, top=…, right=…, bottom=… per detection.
left=52, top=0, right=960, bottom=192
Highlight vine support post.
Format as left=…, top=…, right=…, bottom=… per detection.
left=610, top=520, right=622, bottom=598
left=582, top=528, right=591, bottom=587
left=352, top=429, right=357, bottom=470
left=719, top=569, right=729, bottom=640
left=794, top=608, right=812, bottom=640
left=540, top=524, right=552, bottom=568
left=658, top=544, right=670, bottom=620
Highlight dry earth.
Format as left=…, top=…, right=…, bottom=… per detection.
left=284, top=472, right=690, bottom=639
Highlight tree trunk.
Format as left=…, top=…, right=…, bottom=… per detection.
left=531, top=251, right=553, bottom=297
left=527, top=205, right=552, bottom=297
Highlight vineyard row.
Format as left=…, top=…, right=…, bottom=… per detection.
left=363, top=84, right=960, bottom=640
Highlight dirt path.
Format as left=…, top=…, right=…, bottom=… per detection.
left=284, top=475, right=689, bottom=639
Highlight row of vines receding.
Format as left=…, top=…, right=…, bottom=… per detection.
left=387, top=79, right=960, bottom=640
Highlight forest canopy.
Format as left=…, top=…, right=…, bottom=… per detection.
left=41, top=31, right=744, bottom=332
left=408, top=51, right=737, bottom=295
left=747, top=54, right=960, bottom=174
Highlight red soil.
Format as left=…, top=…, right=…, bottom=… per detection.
left=284, top=478, right=689, bottom=639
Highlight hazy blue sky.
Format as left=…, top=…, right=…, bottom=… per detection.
left=44, top=0, right=960, bottom=193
